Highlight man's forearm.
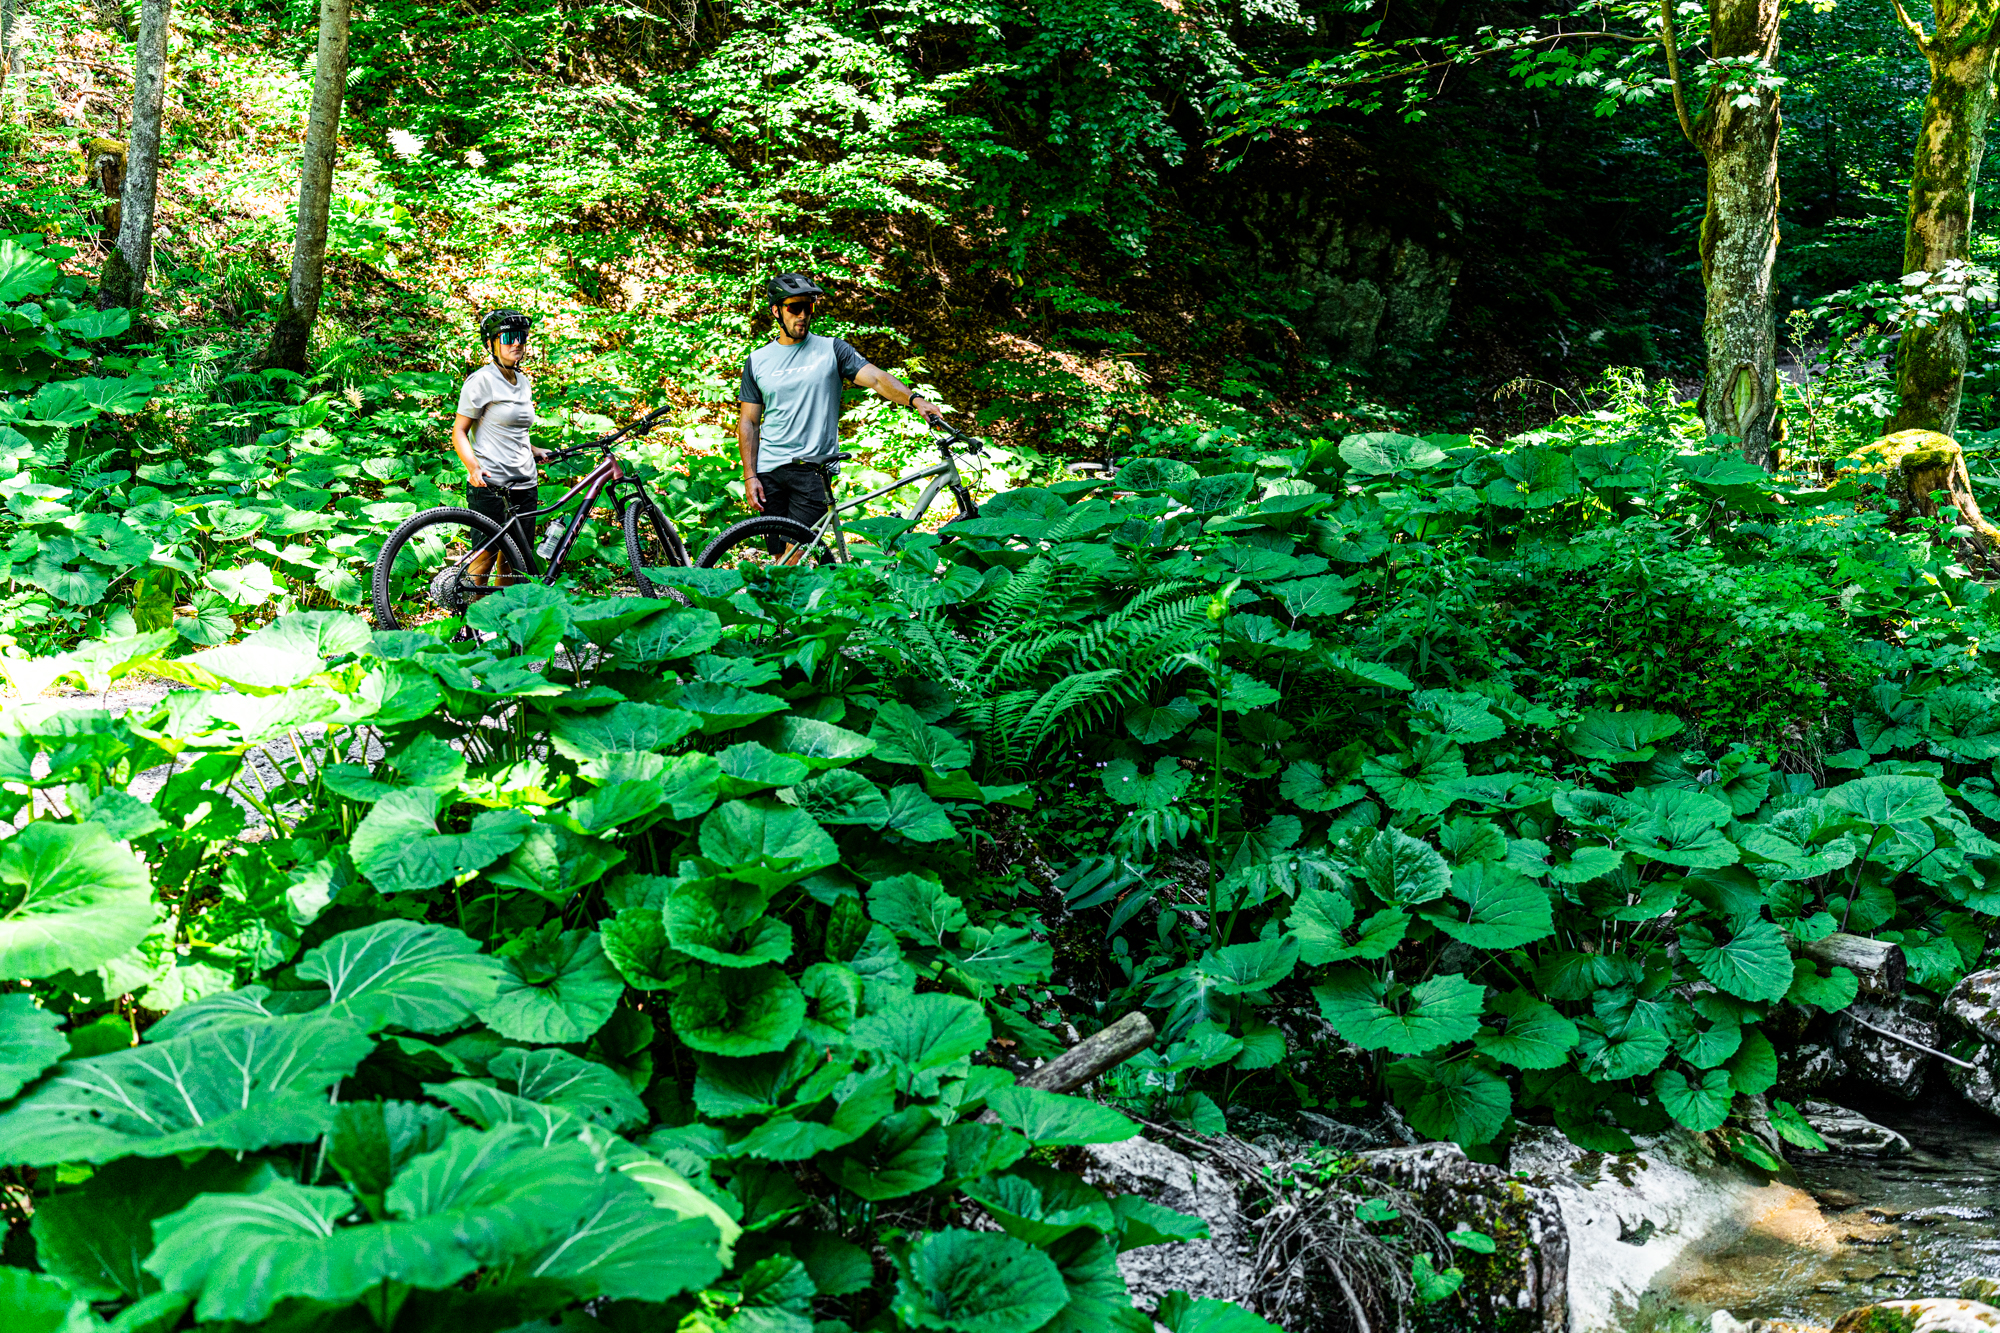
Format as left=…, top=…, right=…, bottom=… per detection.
left=738, top=428, right=759, bottom=478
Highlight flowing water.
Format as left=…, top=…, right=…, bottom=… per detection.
left=1725, top=1095, right=2000, bottom=1327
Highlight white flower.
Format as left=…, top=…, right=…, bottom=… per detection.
left=465, top=148, right=487, bottom=169
left=387, top=128, right=426, bottom=160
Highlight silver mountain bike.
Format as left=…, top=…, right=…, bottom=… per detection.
left=695, top=419, right=985, bottom=569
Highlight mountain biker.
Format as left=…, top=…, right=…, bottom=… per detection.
left=453, top=309, right=547, bottom=580
left=738, top=275, right=941, bottom=549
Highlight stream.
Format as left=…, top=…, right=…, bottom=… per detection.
left=1725, top=1094, right=2000, bottom=1326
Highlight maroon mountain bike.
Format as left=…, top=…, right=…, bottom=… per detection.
left=371, top=405, right=690, bottom=632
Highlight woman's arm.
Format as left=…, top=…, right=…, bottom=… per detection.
left=452, top=414, right=486, bottom=487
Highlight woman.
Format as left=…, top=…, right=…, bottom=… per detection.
left=452, top=308, right=543, bottom=581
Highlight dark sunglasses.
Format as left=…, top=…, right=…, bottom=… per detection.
left=781, top=300, right=815, bottom=315
left=497, top=330, right=528, bottom=346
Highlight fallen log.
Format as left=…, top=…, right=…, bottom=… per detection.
left=1799, top=932, right=1906, bottom=1002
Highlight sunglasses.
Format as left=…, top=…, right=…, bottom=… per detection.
left=781, top=300, right=815, bottom=315
left=497, top=331, right=528, bottom=346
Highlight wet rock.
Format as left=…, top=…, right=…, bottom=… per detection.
left=1835, top=999, right=1942, bottom=1099
left=1294, top=1110, right=1386, bottom=1152
left=1510, top=1125, right=1824, bottom=1332
left=1352, top=1142, right=1567, bottom=1333
left=1814, top=1187, right=1865, bottom=1210
left=1079, top=1135, right=1250, bottom=1306
left=1943, top=970, right=2000, bottom=1117
left=1776, top=1040, right=1843, bottom=1095
left=1829, top=1297, right=2000, bottom=1333
left=1709, top=1312, right=1786, bottom=1333
left=1799, top=1100, right=1913, bottom=1156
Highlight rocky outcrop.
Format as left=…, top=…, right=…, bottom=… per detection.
left=1834, top=998, right=1942, bottom=1099
left=1797, top=1101, right=1912, bottom=1156
left=1079, top=1135, right=1251, bottom=1307
left=1776, top=1040, right=1842, bottom=1095
left=1943, top=970, right=2000, bottom=1117
left=1353, top=1142, right=1568, bottom=1333
left=1830, top=1298, right=2000, bottom=1333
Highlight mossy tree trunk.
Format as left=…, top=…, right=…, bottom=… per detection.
left=260, top=0, right=351, bottom=374
left=1887, top=0, right=2000, bottom=438
left=98, top=0, right=171, bottom=313
left=1694, top=0, right=1784, bottom=471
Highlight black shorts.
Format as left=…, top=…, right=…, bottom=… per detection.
left=465, top=481, right=539, bottom=532
left=758, top=462, right=831, bottom=553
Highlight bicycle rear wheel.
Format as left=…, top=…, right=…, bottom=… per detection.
left=372, top=507, right=534, bottom=632
left=624, top=497, right=690, bottom=594
left=697, top=516, right=831, bottom=570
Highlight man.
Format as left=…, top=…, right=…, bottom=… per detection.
left=738, top=274, right=940, bottom=549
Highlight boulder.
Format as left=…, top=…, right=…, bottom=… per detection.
left=1080, top=1135, right=1251, bottom=1307
left=1510, top=1125, right=1834, bottom=1332
left=1829, top=1298, right=2000, bottom=1333
left=1775, top=1040, right=1842, bottom=1095
left=1834, top=998, right=1941, bottom=1099
left=1796, top=1101, right=1912, bottom=1156
left=1353, top=1142, right=1568, bottom=1333
left=1943, top=970, right=2000, bottom=1117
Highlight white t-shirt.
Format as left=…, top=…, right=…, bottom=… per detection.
left=455, top=364, right=536, bottom=486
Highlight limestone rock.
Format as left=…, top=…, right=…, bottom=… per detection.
left=1353, top=1142, right=1568, bottom=1333
left=1834, top=998, right=1941, bottom=1099
left=1079, top=1135, right=1250, bottom=1307
left=1776, top=1041, right=1842, bottom=1095
left=1797, top=1101, right=1912, bottom=1156
left=1942, top=970, right=2000, bottom=1117
left=1510, top=1125, right=1828, bottom=1333
left=1829, top=1297, right=2000, bottom=1333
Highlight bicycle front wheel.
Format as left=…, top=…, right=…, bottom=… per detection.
left=624, top=498, right=690, bottom=595
left=697, top=516, right=831, bottom=570
left=372, top=507, right=534, bottom=632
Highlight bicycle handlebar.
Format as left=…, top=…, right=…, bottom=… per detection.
left=927, top=416, right=985, bottom=456
left=545, top=404, right=674, bottom=462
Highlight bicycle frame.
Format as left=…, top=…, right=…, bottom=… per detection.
left=780, top=452, right=969, bottom=564
left=458, top=451, right=658, bottom=587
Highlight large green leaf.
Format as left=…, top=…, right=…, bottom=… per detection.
left=1338, top=432, right=1447, bottom=475
left=1156, top=1292, right=1284, bottom=1333
left=696, top=799, right=839, bottom=888
left=350, top=790, right=532, bottom=894
left=0, top=820, right=153, bottom=978
left=869, top=702, right=974, bottom=772
left=144, top=1125, right=609, bottom=1322
left=1472, top=991, right=1578, bottom=1070
left=0, top=239, right=61, bottom=301
left=1825, top=773, right=1950, bottom=825
left=296, top=920, right=504, bottom=1034
left=758, top=714, right=877, bottom=769
left=892, top=1228, right=1070, bottom=1333
left=490, top=1176, right=724, bottom=1302
left=31, top=1154, right=265, bottom=1301
left=550, top=702, right=699, bottom=761
left=667, top=878, right=793, bottom=968
left=1424, top=862, right=1553, bottom=948
left=826, top=1105, right=948, bottom=1199
left=793, top=768, right=890, bottom=827
left=324, top=1100, right=452, bottom=1216
left=1313, top=970, right=1483, bottom=1055
left=670, top=964, right=806, bottom=1055
left=870, top=873, right=970, bottom=946
left=1575, top=1017, right=1670, bottom=1081
left=986, top=1086, right=1137, bottom=1145
left=0, top=992, right=67, bottom=1099
left=479, top=924, right=624, bottom=1043
left=1352, top=827, right=1451, bottom=906
left=961, top=1163, right=1114, bottom=1245
left=0, top=1014, right=372, bottom=1164
left=1384, top=1057, right=1511, bottom=1145
left=1196, top=937, right=1298, bottom=994
left=1655, top=1067, right=1733, bottom=1131
left=1562, top=708, right=1680, bottom=762
left=1680, top=918, right=1794, bottom=1002
left=1291, top=890, right=1406, bottom=964
left=490, top=1046, right=647, bottom=1131
left=850, top=992, right=990, bottom=1085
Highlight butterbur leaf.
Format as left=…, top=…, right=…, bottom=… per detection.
left=716, top=741, right=811, bottom=796
left=954, top=925, right=1054, bottom=988
left=350, top=790, right=532, bottom=893
left=1384, top=1058, right=1510, bottom=1146
left=0, top=1014, right=372, bottom=1164
left=324, top=1100, right=451, bottom=1214
left=1725, top=1027, right=1778, bottom=1095
left=1155, top=1292, right=1284, bottom=1333
left=1279, top=760, right=1360, bottom=813
left=1473, top=991, right=1578, bottom=1070
left=670, top=965, right=806, bottom=1055
left=870, top=701, right=974, bottom=772
left=827, top=1105, right=948, bottom=1199
left=1313, top=970, right=1483, bottom=1055
left=870, top=873, right=970, bottom=946
left=800, top=962, right=861, bottom=1042
left=1353, top=826, right=1451, bottom=906
left=1680, top=919, right=1794, bottom=1002
left=667, top=878, right=794, bottom=968
left=757, top=714, right=876, bottom=769
left=1786, top=959, right=1859, bottom=1011
left=0, top=820, right=153, bottom=978
left=296, top=920, right=504, bottom=1034
left=892, top=1228, right=1069, bottom=1333
left=1655, top=1067, right=1733, bottom=1131
left=0, top=993, right=67, bottom=1100
left=1563, top=708, right=1680, bottom=762
left=1825, top=773, right=1950, bottom=825
left=1575, top=1017, right=1670, bottom=1081
left=960, top=1162, right=1114, bottom=1245
left=697, top=799, right=839, bottom=887
left=551, top=702, right=699, bottom=761
left=800, top=1235, right=876, bottom=1296
left=493, top=1177, right=724, bottom=1302
left=1125, top=696, right=1198, bottom=743
left=480, top=924, right=624, bottom=1043
left=851, top=992, right=990, bottom=1083
left=1410, top=1253, right=1465, bottom=1303
left=30, top=1153, right=265, bottom=1301
left=1770, top=1098, right=1829, bottom=1151
left=601, top=908, right=680, bottom=990
left=1197, top=936, right=1297, bottom=995
left=794, top=769, right=889, bottom=827
left=491, top=1047, right=647, bottom=1131
left=885, top=783, right=958, bottom=841
left=987, top=1085, right=1138, bottom=1145
left=1109, top=1195, right=1210, bottom=1250
left=1425, top=861, right=1553, bottom=948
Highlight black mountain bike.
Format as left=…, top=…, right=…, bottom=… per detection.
left=371, top=406, right=690, bottom=631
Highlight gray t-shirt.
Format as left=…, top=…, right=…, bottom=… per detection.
left=738, top=336, right=868, bottom=471
left=455, top=364, right=536, bottom=486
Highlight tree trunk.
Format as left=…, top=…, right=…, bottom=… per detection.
left=260, top=0, right=352, bottom=374
left=99, top=0, right=171, bottom=313
left=1, top=0, right=13, bottom=115
left=1888, top=0, right=2000, bottom=437
left=1695, top=0, right=1784, bottom=471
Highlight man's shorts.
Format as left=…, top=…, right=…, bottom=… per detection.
left=757, top=462, right=832, bottom=553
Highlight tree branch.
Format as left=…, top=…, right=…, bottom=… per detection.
left=1659, top=0, right=1697, bottom=146
left=1889, top=0, right=1932, bottom=51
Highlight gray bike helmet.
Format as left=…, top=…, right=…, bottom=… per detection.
left=764, top=274, right=825, bottom=306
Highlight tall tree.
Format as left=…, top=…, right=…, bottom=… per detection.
left=1886, top=0, right=2000, bottom=437
left=1666, top=0, right=1785, bottom=468
left=261, top=0, right=352, bottom=373
left=99, top=0, right=171, bottom=312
